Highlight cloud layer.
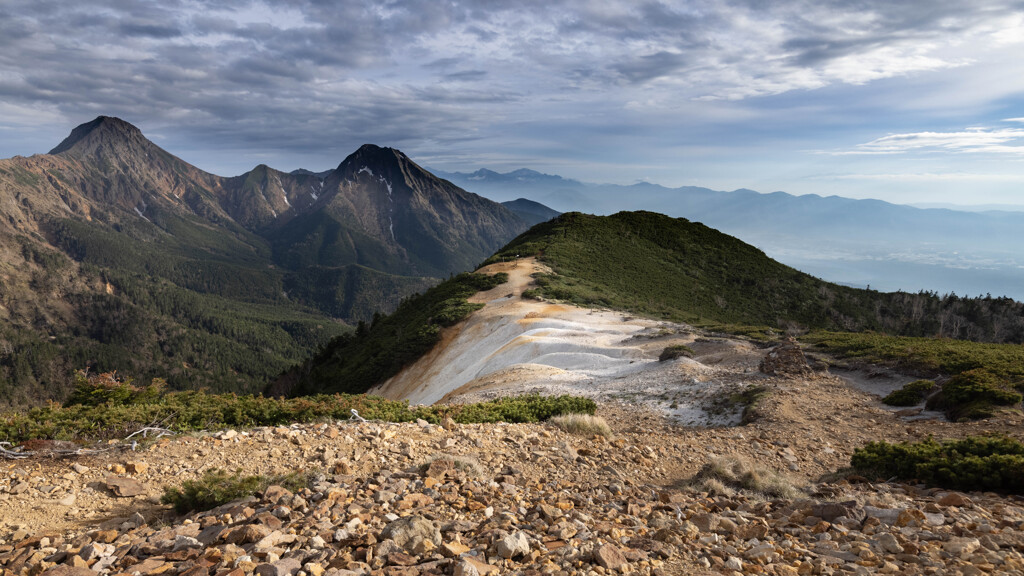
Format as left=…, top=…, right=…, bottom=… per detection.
left=2, top=0, right=1024, bottom=203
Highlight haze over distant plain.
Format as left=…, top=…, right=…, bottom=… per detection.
left=2, top=1, right=1024, bottom=207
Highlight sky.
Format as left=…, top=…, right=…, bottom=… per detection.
left=2, top=0, right=1024, bottom=206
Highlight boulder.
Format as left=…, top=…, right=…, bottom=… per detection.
left=380, top=515, right=442, bottom=554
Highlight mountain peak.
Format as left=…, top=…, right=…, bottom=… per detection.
left=49, top=116, right=147, bottom=156
left=336, top=144, right=419, bottom=180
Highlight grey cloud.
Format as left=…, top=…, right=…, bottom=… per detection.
left=423, top=57, right=462, bottom=69
left=443, top=70, right=488, bottom=82
left=119, top=20, right=182, bottom=38
left=612, top=51, right=688, bottom=83
left=1, top=0, right=1023, bottom=183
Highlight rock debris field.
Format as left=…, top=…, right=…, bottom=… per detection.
left=2, top=396, right=1024, bottom=576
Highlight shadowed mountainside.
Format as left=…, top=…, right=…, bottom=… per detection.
left=0, top=117, right=528, bottom=405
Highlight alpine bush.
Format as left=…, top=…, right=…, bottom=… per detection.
left=851, top=435, right=1024, bottom=493
left=882, top=379, right=935, bottom=406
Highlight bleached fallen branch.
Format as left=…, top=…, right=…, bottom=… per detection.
left=0, top=426, right=176, bottom=459
left=124, top=427, right=175, bottom=440
left=0, top=442, right=32, bottom=459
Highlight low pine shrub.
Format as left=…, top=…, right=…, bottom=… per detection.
left=927, top=369, right=1022, bottom=420
left=882, top=380, right=935, bottom=406
left=0, top=377, right=595, bottom=444
left=658, top=345, right=695, bottom=361
left=851, top=435, right=1024, bottom=493
left=64, top=371, right=166, bottom=407
left=161, top=468, right=312, bottom=514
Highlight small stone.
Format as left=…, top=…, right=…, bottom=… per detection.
left=495, top=531, right=530, bottom=559
left=594, top=544, right=627, bottom=571
left=937, top=493, right=970, bottom=507
left=724, top=556, right=743, bottom=571
left=173, top=535, right=202, bottom=551
left=71, top=464, right=89, bottom=474
left=943, top=537, right=981, bottom=556
left=103, top=476, right=147, bottom=497
left=461, top=558, right=497, bottom=576
left=876, top=533, right=903, bottom=554
left=442, top=542, right=471, bottom=557
left=453, top=559, right=480, bottom=576
left=125, top=461, right=148, bottom=475
left=40, top=566, right=98, bottom=576
left=254, top=558, right=302, bottom=576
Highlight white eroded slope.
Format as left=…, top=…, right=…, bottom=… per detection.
left=369, top=258, right=767, bottom=425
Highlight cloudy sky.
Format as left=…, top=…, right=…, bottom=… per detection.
left=2, top=0, right=1024, bottom=206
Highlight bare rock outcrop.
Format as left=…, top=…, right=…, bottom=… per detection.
left=759, top=337, right=812, bottom=376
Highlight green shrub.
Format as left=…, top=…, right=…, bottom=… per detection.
left=658, top=345, right=695, bottom=361
left=0, top=383, right=595, bottom=444
left=441, top=394, right=597, bottom=424
left=806, top=333, right=1024, bottom=420
left=927, top=369, right=1022, bottom=420
left=882, top=379, right=936, bottom=406
left=851, top=435, right=1024, bottom=493
left=161, top=468, right=312, bottom=514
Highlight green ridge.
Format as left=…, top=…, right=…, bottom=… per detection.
left=487, top=211, right=1024, bottom=340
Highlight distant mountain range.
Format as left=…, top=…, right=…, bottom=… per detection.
left=0, top=117, right=531, bottom=405
left=435, top=168, right=1024, bottom=300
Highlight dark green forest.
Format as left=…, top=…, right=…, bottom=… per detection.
left=0, top=209, right=432, bottom=407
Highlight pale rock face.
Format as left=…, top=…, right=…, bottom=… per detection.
left=380, top=515, right=442, bottom=554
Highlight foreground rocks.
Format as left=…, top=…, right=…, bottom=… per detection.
left=2, top=417, right=1023, bottom=576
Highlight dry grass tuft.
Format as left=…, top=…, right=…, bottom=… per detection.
left=689, top=456, right=803, bottom=499
left=420, top=453, right=485, bottom=478
left=549, top=413, right=614, bottom=439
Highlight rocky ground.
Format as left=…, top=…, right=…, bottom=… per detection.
left=2, top=379, right=1023, bottom=576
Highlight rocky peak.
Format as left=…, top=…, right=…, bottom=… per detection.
left=48, top=116, right=152, bottom=159
left=333, top=144, right=425, bottom=186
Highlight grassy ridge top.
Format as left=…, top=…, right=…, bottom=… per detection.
left=487, top=211, right=1024, bottom=339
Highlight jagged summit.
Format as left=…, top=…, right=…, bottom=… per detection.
left=48, top=116, right=150, bottom=157
left=334, top=143, right=421, bottom=181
